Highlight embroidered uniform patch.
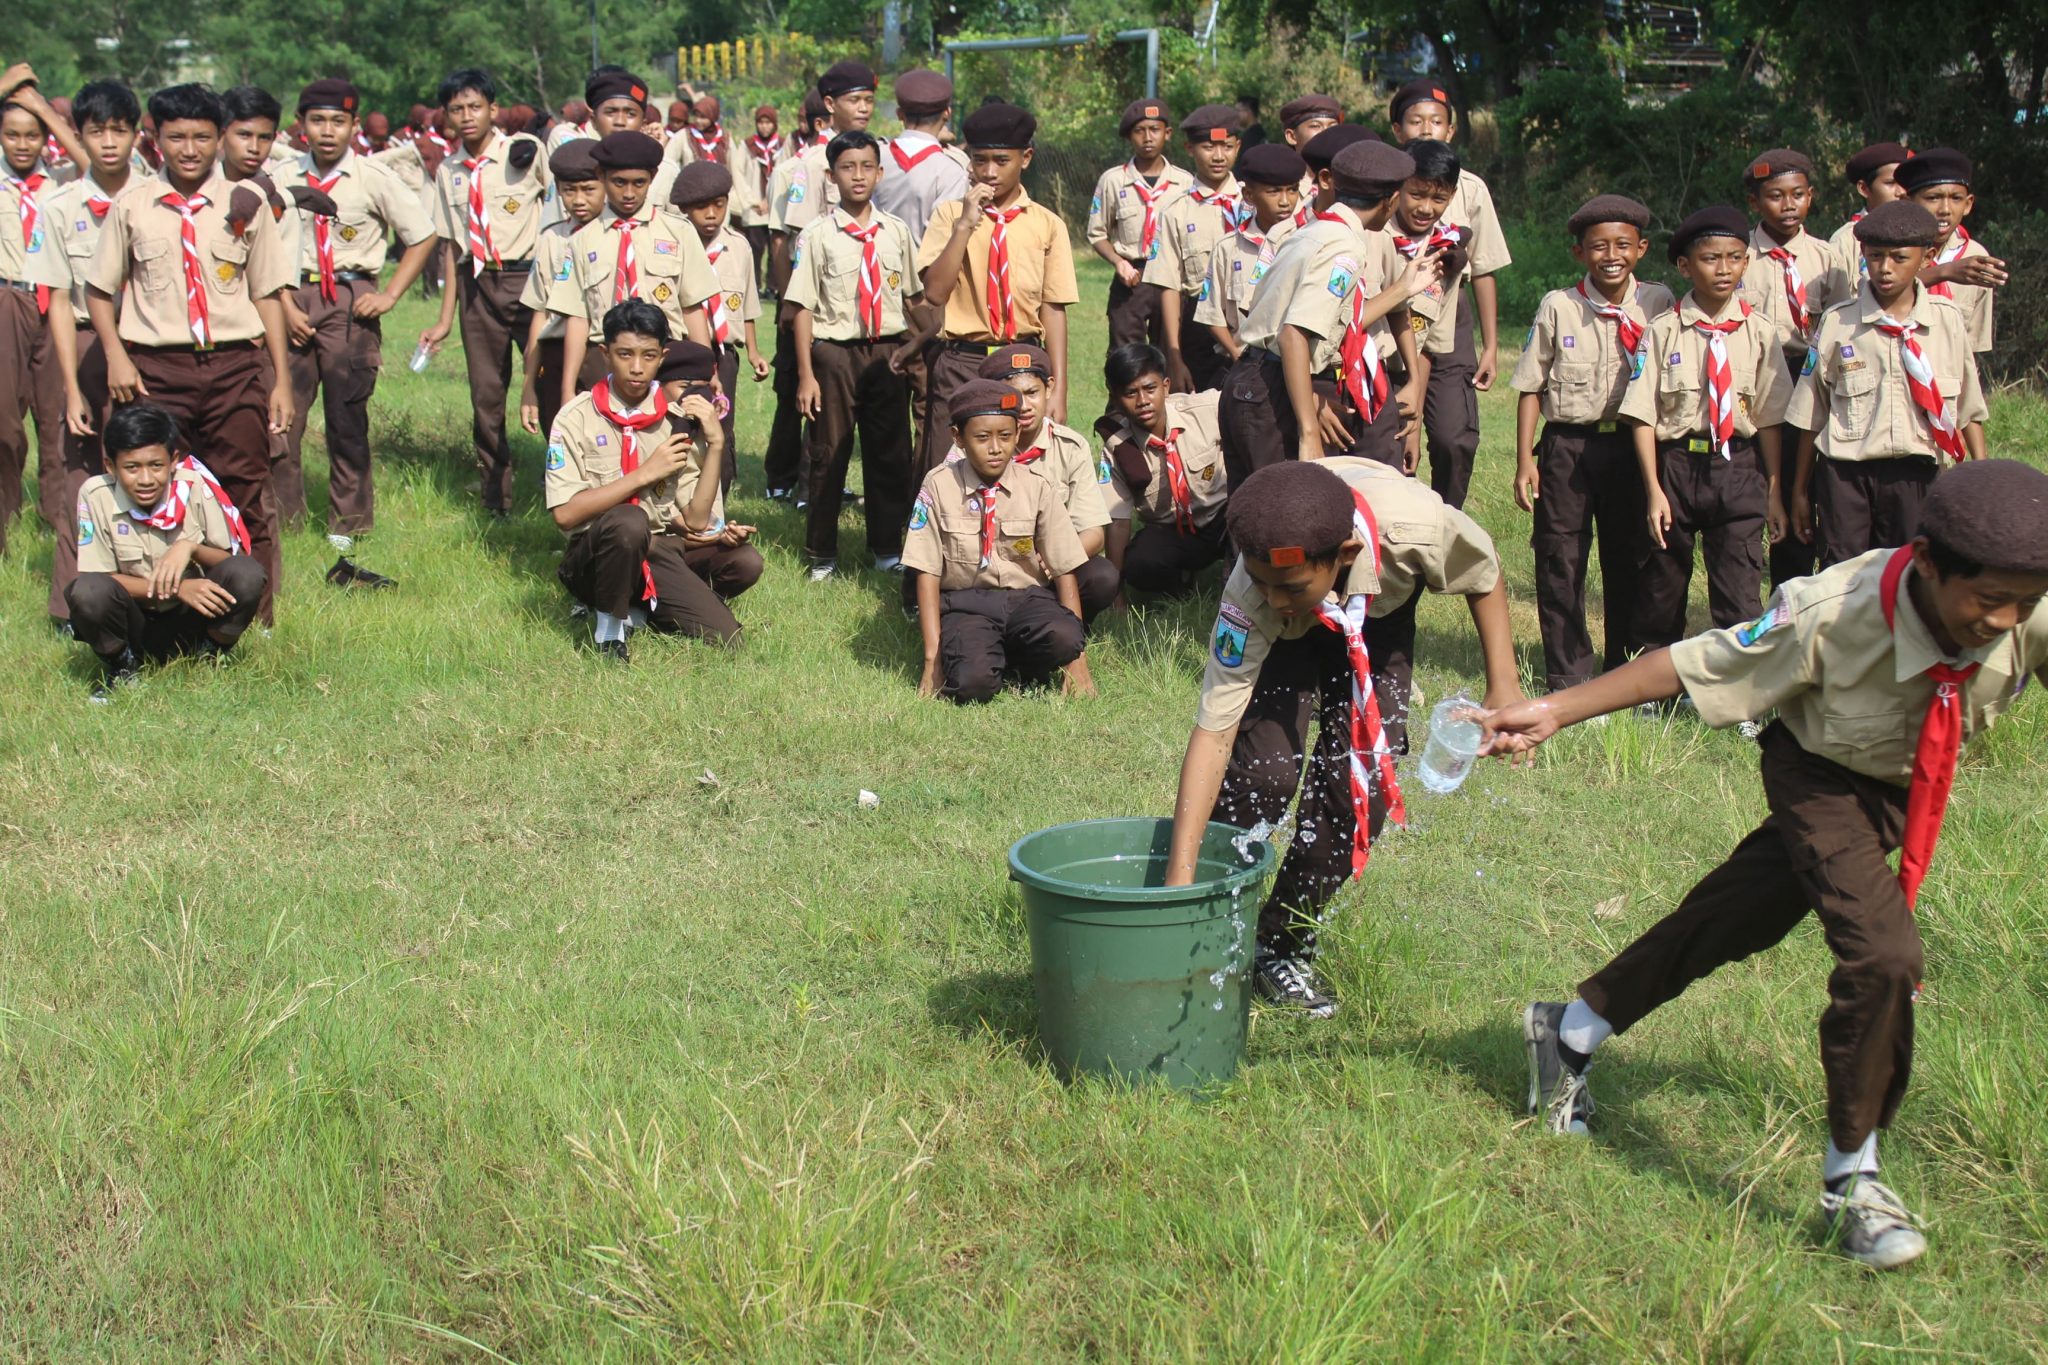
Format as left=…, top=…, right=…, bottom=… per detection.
left=1096, top=455, right=1112, bottom=484
left=788, top=181, right=806, bottom=204
left=1734, top=599, right=1789, bottom=647
left=1802, top=347, right=1818, bottom=376
left=546, top=445, right=566, bottom=470
left=1326, top=266, right=1354, bottom=298
left=554, top=260, right=570, bottom=281
left=1561, top=335, right=1575, bottom=348
left=1011, top=536, right=1034, bottom=555
left=653, top=240, right=674, bottom=254
left=77, top=517, right=94, bottom=546
left=908, top=489, right=933, bottom=531
left=1212, top=601, right=1251, bottom=667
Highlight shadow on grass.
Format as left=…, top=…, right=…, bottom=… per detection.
left=927, top=968, right=1041, bottom=1055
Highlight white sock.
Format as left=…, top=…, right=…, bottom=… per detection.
left=1823, top=1133, right=1879, bottom=1185
left=628, top=606, right=649, bottom=631
left=594, top=611, right=627, bottom=644
left=1559, top=998, right=1613, bottom=1056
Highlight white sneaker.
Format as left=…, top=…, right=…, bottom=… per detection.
left=1737, top=719, right=1763, bottom=742
left=327, top=533, right=354, bottom=554
left=1822, top=1177, right=1927, bottom=1269
left=873, top=554, right=902, bottom=572
left=808, top=562, right=836, bottom=583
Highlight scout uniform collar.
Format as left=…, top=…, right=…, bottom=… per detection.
left=1747, top=222, right=1807, bottom=252
left=600, top=202, right=655, bottom=229
left=1856, top=279, right=1934, bottom=329
left=1678, top=292, right=1747, bottom=326
left=304, top=147, right=358, bottom=179
left=1315, top=201, right=1365, bottom=233
left=463, top=128, right=509, bottom=161
left=829, top=203, right=875, bottom=230
left=1884, top=557, right=2003, bottom=680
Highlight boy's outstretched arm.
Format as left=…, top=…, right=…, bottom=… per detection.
left=1480, top=648, right=1683, bottom=758
left=1164, top=724, right=1236, bottom=886
left=1467, top=579, right=1524, bottom=710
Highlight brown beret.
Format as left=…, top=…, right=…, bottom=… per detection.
left=978, top=343, right=1055, bottom=382
left=1853, top=199, right=1941, bottom=248
left=1332, top=141, right=1415, bottom=200
left=1920, top=460, right=2048, bottom=574
left=1743, top=148, right=1815, bottom=187
left=670, top=159, right=733, bottom=208
left=1896, top=147, right=1972, bottom=193
left=286, top=184, right=339, bottom=218
left=591, top=131, right=663, bottom=172
left=1845, top=142, right=1912, bottom=184
left=657, top=338, right=718, bottom=385
left=1389, top=79, right=1454, bottom=124
left=1179, top=103, right=1241, bottom=142
left=948, top=378, right=1023, bottom=424
left=818, top=60, right=878, bottom=99
left=549, top=138, right=600, bottom=181
left=1567, top=194, right=1651, bottom=238
left=296, top=79, right=360, bottom=115
left=1278, top=95, right=1342, bottom=130
left=1119, top=99, right=1171, bottom=137
left=963, top=102, right=1035, bottom=149
left=1667, top=205, right=1750, bottom=262
left=585, top=71, right=649, bottom=109
left=1237, top=143, right=1307, bottom=187
left=1301, top=124, right=1379, bottom=172
left=894, top=68, right=953, bottom=116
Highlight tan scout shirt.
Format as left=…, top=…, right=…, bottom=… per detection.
left=1103, top=391, right=1229, bottom=527
left=291, top=150, right=434, bottom=274
left=768, top=142, right=834, bottom=235
left=0, top=169, right=70, bottom=290
left=1238, top=203, right=1387, bottom=372
left=785, top=206, right=916, bottom=339
left=1142, top=179, right=1243, bottom=296
left=544, top=388, right=714, bottom=533
left=1510, top=277, right=1678, bottom=425
left=1445, top=170, right=1510, bottom=277
left=76, top=469, right=234, bottom=597
left=1932, top=232, right=1994, bottom=353
left=522, top=220, right=578, bottom=340
left=1784, top=284, right=1986, bottom=463
left=432, top=130, right=550, bottom=264
left=547, top=204, right=718, bottom=339
left=1195, top=219, right=1294, bottom=332
left=1672, top=548, right=2048, bottom=784
left=1086, top=161, right=1194, bottom=263
left=902, top=459, right=1088, bottom=591
left=1741, top=225, right=1841, bottom=354
left=732, top=137, right=779, bottom=227
left=1619, top=293, right=1794, bottom=441
left=90, top=173, right=294, bottom=347
left=871, top=134, right=970, bottom=245
left=1195, top=455, right=1501, bottom=731
left=44, top=174, right=129, bottom=322
left=1385, top=221, right=1470, bottom=356
left=945, top=420, right=1111, bottom=536
left=702, top=224, right=760, bottom=332
left=916, top=192, right=1079, bottom=343
left=1823, top=215, right=1869, bottom=304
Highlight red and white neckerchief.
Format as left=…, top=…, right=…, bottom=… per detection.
left=1146, top=428, right=1197, bottom=534
left=889, top=137, right=944, bottom=175
left=972, top=480, right=1004, bottom=568
left=1879, top=545, right=1979, bottom=915
left=158, top=189, right=213, bottom=346
left=1319, top=210, right=1389, bottom=422
left=843, top=215, right=884, bottom=338
left=703, top=239, right=732, bottom=345
left=1926, top=226, right=1972, bottom=300
left=590, top=377, right=668, bottom=606
left=1391, top=222, right=1462, bottom=259
left=608, top=215, right=639, bottom=303
left=462, top=150, right=500, bottom=275
left=1764, top=241, right=1810, bottom=335
left=1313, top=487, right=1406, bottom=877
left=85, top=187, right=115, bottom=221
left=1013, top=433, right=1047, bottom=465
left=134, top=456, right=251, bottom=554
left=1187, top=183, right=1240, bottom=228
left=1124, top=164, right=1170, bottom=259
left=983, top=204, right=1025, bottom=340
left=687, top=125, right=726, bottom=163
left=1290, top=202, right=1315, bottom=232
left=305, top=168, right=342, bottom=301
left=747, top=133, right=780, bottom=193
left=1692, top=300, right=1752, bottom=459
left=811, top=129, right=831, bottom=149
left=426, top=128, right=453, bottom=156
left=1574, top=278, right=1646, bottom=375
left=1874, top=312, right=1968, bottom=463
left=7, top=171, right=49, bottom=313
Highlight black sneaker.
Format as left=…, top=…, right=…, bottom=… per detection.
left=89, top=648, right=142, bottom=704
left=1524, top=1001, right=1594, bottom=1135
left=328, top=556, right=397, bottom=590
left=1253, top=955, right=1336, bottom=1019
left=195, top=636, right=239, bottom=665
left=595, top=638, right=630, bottom=665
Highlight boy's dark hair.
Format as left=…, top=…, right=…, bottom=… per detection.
left=221, top=85, right=282, bottom=127
left=72, top=80, right=141, bottom=129
left=104, top=402, right=181, bottom=459
left=148, top=84, right=227, bottom=130
left=1404, top=138, right=1460, bottom=189
left=1104, top=343, right=1167, bottom=393
left=1921, top=534, right=1984, bottom=581
left=1333, top=187, right=1396, bottom=212
left=1226, top=462, right=1357, bottom=566
left=601, top=299, right=671, bottom=346
left=438, top=68, right=498, bottom=109
left=826, top=129, right=880, bottom=167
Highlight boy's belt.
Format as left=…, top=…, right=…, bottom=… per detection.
left=941, top=337, right=1041, bottom=356
left=1548, top=420, right=1623, bottom=435
left=1667, top=434, right=1758, bottom=456
left=475, top=259, right=532, bottom=273
left=301, top=270, right=377, bottom=285
left=0, top=277, right=37, bottom=294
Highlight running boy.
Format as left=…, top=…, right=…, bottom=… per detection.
left=1163, top=458, right=1520, bottom=1016
left=1497, top=459, right=2048, bottom=1269
left=904, top=377, right=1095, bottom=703
left=1098, top=343, right=1229, bottom=601
left=1088, top=100, right=1192, bottom=348
left=1144, top=104, right=1242, bottom=393
left=1786, top=200, right=1985, bottom=568
left=1510, top=194, right=1675, bottom=692
left=1193, top=143, right=1303, bottom=360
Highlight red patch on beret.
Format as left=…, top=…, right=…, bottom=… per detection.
left=1206, top=128, right=1228, bottom=142
left=1268, top=546, right=1305, bottom=567
left=631, top=84, right=647, bottom=103
left=1749, top=159, right=1773, bottom=179
left=1430, top=88, right=1447, bottom=102
left=1009, top=354, right=1031, bottom=369
left=1000, top=393, right=1019, bottom=409
left=1144, top=105, right=1160, bottom=118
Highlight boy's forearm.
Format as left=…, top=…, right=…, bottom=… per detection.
left=916, top=572, right=942, bottom=659
left=1279, top=326, right=1321, bottom=441
left=1473, top=273, right=1498, bottom=349
left=1159, top=288, right=1183, bottom=353
left=1633, top=424, right=1658, bottom=495
left=1164, top=724, right=1235, bottom=886
left=434, top=244, right=460, bottom=326
left=792, top=309, right=816, bottom=384
left=1467, top=580, right=1522, bottom=702
left=1543, top=648, right=1684, bottom=727
left=1793, top=428, right=1817, bottom=492
left=1758, top=424, right=1782, bottom=488
left=1515, top=392, right=1540, bottom=461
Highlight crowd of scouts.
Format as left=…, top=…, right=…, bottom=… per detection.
left=2, top=56, right=2042, bottom=1274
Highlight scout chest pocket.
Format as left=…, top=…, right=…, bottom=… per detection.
left=1831, top=362, right=1879, bottom=433
left=998, top=516, right=1040, bottom=558
left=209, top=239, right=250, bottom=291
left=645, top=249, right=685, bottom=277
left=1550, top=360, right=1595, bottom=391
left=132, top=237, right=172, bottom=292
left=1818, top=708, right=1903, bottom=751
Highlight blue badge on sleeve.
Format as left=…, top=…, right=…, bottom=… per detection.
left=790, top=241, right=803, bottom=268
left=1090, top=194, right=1101, bottom=215
left=788, top=181, right=806, bottom=205
left=1326, top=266, right=1353, bottom=298
left=908, top=488, right=933, bottom=532
left=1096, top=454, right=1112, bottom=484
left=1802, top=347, right=1818, bottom=376
left=1734, top=598, right=1789, bottom=647
left=77, top=516, right=94, bottom=546
left=1212, top=601, right=1250, bottom=668
left=546, top=444, right=566, bottom=470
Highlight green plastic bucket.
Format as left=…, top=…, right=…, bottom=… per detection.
left=1007, top=818, right=1276, bottom=1089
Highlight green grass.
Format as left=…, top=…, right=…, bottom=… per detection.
left=3, top=261, right=2046, bottom=1361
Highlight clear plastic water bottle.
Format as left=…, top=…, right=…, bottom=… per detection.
left=1417, top=693, right=1484, bottom=794
left=409, top=339, right=433, bottom=373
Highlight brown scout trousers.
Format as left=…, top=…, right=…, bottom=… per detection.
left=1123, top=514, right=1230, bottom=599
left=456, top=266, right=532, bottom=515
left=556, top=503, right=761, bottom=643
left=1816, top=455, right=1936, bottom=570
left=936, top=584, right=1085, bottom=703
left=1106, top=273, right=1163, bottom=349
left=1580, top=721, right=1920, bottom=1152
left=1176, top=303, right=1229, bottom=393
left=129, top=342, right=284, bottom=625
left=1767, top=350, right=1817, bottom=586
left=1530, top=422, right=1646, bottom=691
left=532, top=337, right=567, bottom=452
left=1218, top=348, right=1403, bottom=494
left=1210, top=625, right=1395, bottom=958
left=715, top=346, right=740, bottom=496
left=66, top=557, right=267, bottom=661
left=1632, top=436, right=1767, bottom=652
left=278, top=277, right=383, bottom=536
left=803, top=336, right=912, bottom=564
left=47, top=333, right=109, bottom=619
left=902, top=338, right=1042, bottom=611
left=1421, top=292, right=1480, bottom=509
left=763, top=315, right=806, bottom=495
left=0, top=286, right=63, bottom=558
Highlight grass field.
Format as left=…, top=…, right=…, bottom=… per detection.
left=3, top=259, right=2046, bottom=1362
